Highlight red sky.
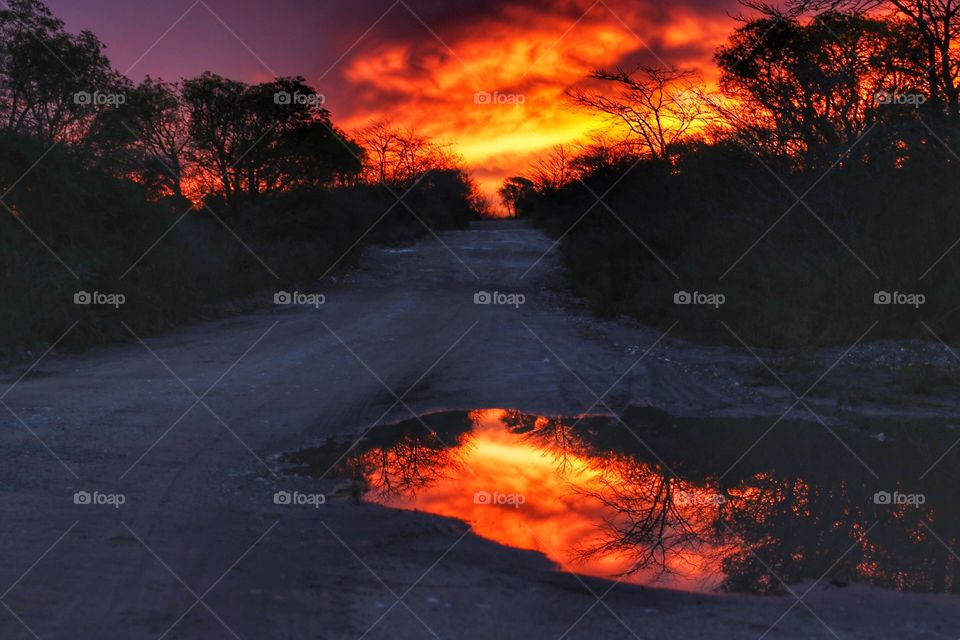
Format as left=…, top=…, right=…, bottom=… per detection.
left=46, top=0, right=743, bottom=199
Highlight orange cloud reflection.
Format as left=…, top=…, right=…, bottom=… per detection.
left=363, top=409, right=726, bottom=591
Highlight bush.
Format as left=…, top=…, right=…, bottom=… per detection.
left=0, top=132, right=483, bottom=359
left=526, top=132, right=960, bottom=347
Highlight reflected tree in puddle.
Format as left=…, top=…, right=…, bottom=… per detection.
left=505, top=410, right=593, bottom=473
left=348, top=426, right=472, bottom=496
left=282, top=412, right=475, bottom=496
left=573, top=457, right=731, bottom=582
left=282, top=408, right=960, bottom=594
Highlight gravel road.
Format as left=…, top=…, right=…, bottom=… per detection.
left=1, top=219, right=956, bottom=639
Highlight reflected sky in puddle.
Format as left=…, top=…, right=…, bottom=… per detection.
left=282, top=407, right=960, bottom=594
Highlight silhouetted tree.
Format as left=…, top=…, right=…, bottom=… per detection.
left=498, top=176, right=535, bottom=217
left=96, top=77, right=191, bottom=199
left=356, top=120, right=458, bottom=187
left=0, top=0, right=126, bottom=146
left=792, top=0, right=960, bottom=122
left=568, top=65, right=710, bottom=160
left=182, top=73, right=360, bottom=204
left=530, top=144, right=572, bottom=193
left=716, top=10, right=924, bottom=167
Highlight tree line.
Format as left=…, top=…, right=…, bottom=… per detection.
left=0, top=0, right=482, bottom=357
left=0, top=0, right=481, bottom=204
left=505, top=0, right=960, bottom=348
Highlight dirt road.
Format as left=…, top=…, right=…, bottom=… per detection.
left=1, top=220, right=956, bottom=639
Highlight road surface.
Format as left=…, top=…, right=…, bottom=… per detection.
left=1, top=220, right=956, bottom=639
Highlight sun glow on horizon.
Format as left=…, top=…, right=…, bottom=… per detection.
left=331, top=0, right=736, bottom=206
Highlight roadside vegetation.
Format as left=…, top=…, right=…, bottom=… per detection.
left=504, top=0, right=960, bottom=347
left=0, top=0, right=485, bottom=359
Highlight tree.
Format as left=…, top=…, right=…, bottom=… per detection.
left=568, top=65, right=710, bottom=160
left=181, top=72, right=246, bottom=201
left=97, top=77, right=191, bottom=199
left=355, top=121, right=457, bottom=187
left=530, top=144, right=572, bottom=193
left=717, top=8, right=928, bottom=166
left=182, top=73, right=360, bottom=204
left=274, top=120, right=363, bottom=189
left=498, top=176, right=535, bottom=217
left=0, top=0, right=126, bottom=146
left=791, top=0, right=960, bottom=122
left=884, top=0, right=960, bottom=121
left=569, top=135, right=643, bottom=188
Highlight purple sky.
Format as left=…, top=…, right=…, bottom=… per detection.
left=44, top=0, right=743, bottom=194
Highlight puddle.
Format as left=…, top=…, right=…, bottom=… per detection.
left=281, top=408, right=960, bottom=594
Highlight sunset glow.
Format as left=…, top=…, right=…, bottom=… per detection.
left=7, top=0, right=960, bottom=636
left=45, top=0, right=740, bottom=201
left=363, top=409, right=727, bottom=591
left=334, top=1, right=735, bottom=198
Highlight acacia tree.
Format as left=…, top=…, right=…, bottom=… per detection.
left=355, top=121, right=457, bottom=187
left=569, top=134, right=643, bottom=188
left=885, top=0, right=960, bottom=120
left=181, top=72, right=245, bottom=201
left=568, top=65, right=710, bottom=160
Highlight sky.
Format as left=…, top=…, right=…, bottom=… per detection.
left=45, top=0, right=743, bottom=199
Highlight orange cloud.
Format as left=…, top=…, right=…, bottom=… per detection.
left=324, top=0, right=739, bottom=206
left=47, top=0, right=740, bottom=209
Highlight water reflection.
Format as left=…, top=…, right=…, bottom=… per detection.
left=281, top=408, right=960, bottom=593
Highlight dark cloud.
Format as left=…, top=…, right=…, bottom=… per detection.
left=44, top=0, right=740, bottom=81
left=42, top=0, right=745, bottom=199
